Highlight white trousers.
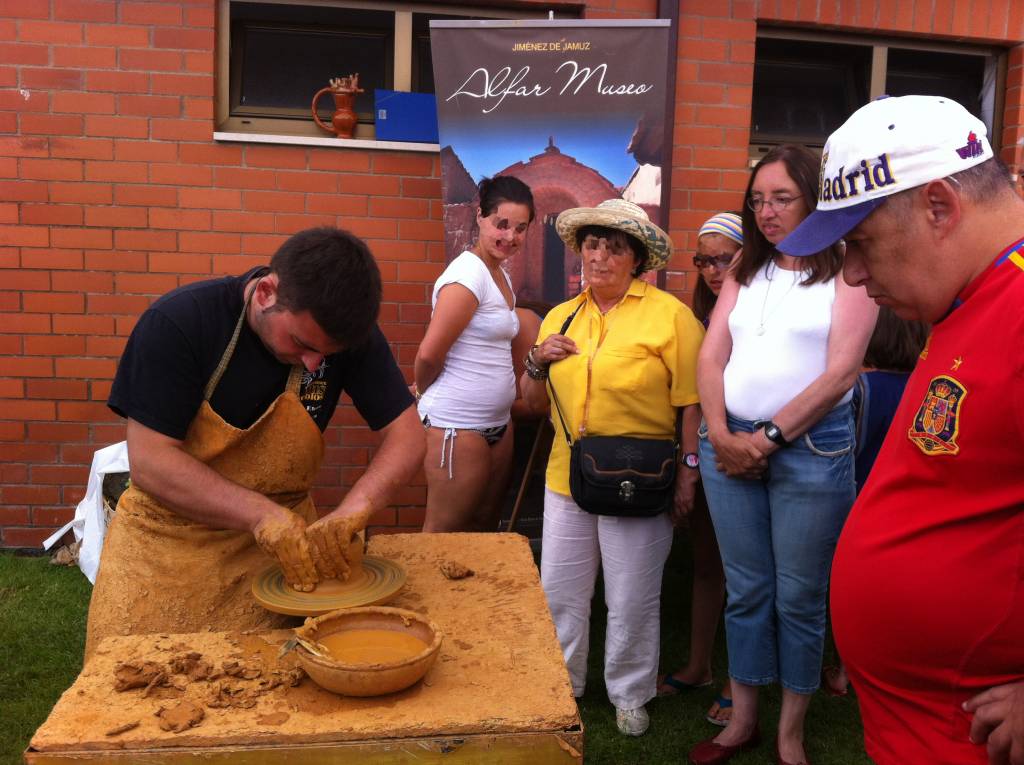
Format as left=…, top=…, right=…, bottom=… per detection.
left=540, top=487, right=673, bottom=709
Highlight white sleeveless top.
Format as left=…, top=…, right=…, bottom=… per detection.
left=417, top=251, right=519, bottom=429
left=723, top=260, right=851, bottom=421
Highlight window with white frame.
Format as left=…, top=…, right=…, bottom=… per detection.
left=749, top=31, right=1004, bottom=164
left=215, top=0, right=563, bottom=145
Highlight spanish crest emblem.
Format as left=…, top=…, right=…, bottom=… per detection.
left=907, top=375, right=967, bottom=455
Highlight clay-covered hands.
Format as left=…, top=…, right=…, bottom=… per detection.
left=306, top=512, right=363, bottom=582
left=965, top=681, right=1024, bottom=764
left=253, top=507, right=318, bottom=592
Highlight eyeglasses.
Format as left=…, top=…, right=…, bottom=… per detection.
left=581, top=236, right=631, bottom=256
left=746, top=195, right=801, bottom=213
left=488, top=215, right=529, bottom=236
left=693, top=254, right=734, bottom=270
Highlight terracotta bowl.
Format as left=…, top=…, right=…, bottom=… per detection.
left=293, top=606, right=443, bottom=697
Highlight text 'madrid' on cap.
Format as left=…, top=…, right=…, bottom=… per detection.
left=778, top=95, right=993, bottom=257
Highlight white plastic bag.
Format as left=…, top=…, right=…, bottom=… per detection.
left=43, top=441, right=129, bottom=584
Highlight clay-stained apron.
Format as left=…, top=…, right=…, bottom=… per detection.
left=85, top=281, right=324, bottom=659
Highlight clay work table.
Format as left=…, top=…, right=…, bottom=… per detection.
left=27, top=532, right=582, bottom=763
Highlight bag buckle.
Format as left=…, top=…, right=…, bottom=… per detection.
left=619, top=480, right=635, bottom=503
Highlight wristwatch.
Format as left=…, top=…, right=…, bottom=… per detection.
left=759, top=420, right=790, bottom=447
left=681, top=452, right=700, bottom=470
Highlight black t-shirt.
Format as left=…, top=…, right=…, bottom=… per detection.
left=108, top=268, right=413, bottom=440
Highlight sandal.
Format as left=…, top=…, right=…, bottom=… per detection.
left=705, top=694, right=733, bottom=727
left=656, top=672, right=713, bottom=697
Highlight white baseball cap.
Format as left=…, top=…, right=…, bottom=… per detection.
left=779, top=95, right=993, bottom=257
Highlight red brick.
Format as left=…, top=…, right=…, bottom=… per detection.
left=184, top=5, right=215, bottom=27
left=950, top=0, right=971, bottom=36
left=57, top=400, right=116, bottom=421
left=0, top=204, right=15, bottom=224
left=0, top=422, right=25, bottom=441
left=179, top=143, right=242, bottom=166
left=48, top=137, right=114, bottom=161
left=146, top=252, right=209, bottom=274
left=214, top=166, right=276, bottom=190
left=243, top=190, right=305, bottom=213
left=0, top=42, right=49, bottom=66
left=0, top=113, right=16, bottom=133
left=55, top=0, right=116, bottom=22
left=51, top=227, right=112, bottom=250
left=51, top=270, right=113, bottom=292
left=0, top=399, right=56, bottom=420
left=0, top=225, right=48, bottom=247
left=84, top=114, right=148, bottom=139
left=372, top=154, right=434, bottom=176
left=396, top=220, right=443, bottom=241
left=0, top=507, right=30, bottom=525
left=119, top=94, right=182, bottom=118
left=115, top=272, right=178, bottom=294
left=211, top=211, right=274, bottom=233
left=309, top=151, right=371, bottom=173
left=19, top=113, right=82, bottom=137
left=119, top=48, right=184, bottom=73
left=32, top=507, right=76, bottom=527
left=150, top=118, right=211, bottom=142
left=152, top=26, right=212, bottom=50
left=26, top=378, right=90, bottom=400
left=21, top=158, right=83, bottom=182
left=0, top=90, right=49, bottom=113
left=151, top=73, right=210, bottom=97
left=50, top=182, right=112, bottom=205
left=53, top=45, right=117, bottom=68
left=84, top=249, right=146, bottom=271
left=26, top=422, right=87, bottom=442
left=52, top=91, right=116, bottom=116
left=277, top=170, right=336, bottom=193
left=701, top=17, right=754, bottom=40
left=274, top=214, right=336, bottom=234
left=246, top=146, right=308, bottom=170
left=86, top=293, right=151, bottom=314
left=85, top=23, right=148, bottom=47
left=84, top=160, right=147, bottom=183
left=149, top=207, right=210, bottom=230
left=179, top=231, right=240, bottom=254
left=61, top=443, right=106, bottom=464
left=19, top=20, right=84, bottom=44
left=86, top=70, right=150, bottom=95
left=54, top=357, right=118, bottom=378
left=401, top=177, right=442, bottom=198
left=113, top=229, right=177, bottom=251
left=84, top=205, right=147, bottom=228
left=22, top=205, right=84, bottom=227
left=114, top=139, right=178, bottom=163
left=368, top=197, right=430, bottom=219
left=3, top=527, right=59, bottom=547
left=23, top=291, right=85, bottom=313
left=370, top=240, right=427, bottom=262
left=85, top=334, right=126, bottom=357
left=21, top=67, right=83, bottom=91
left=183, top=54, right=213, bottom=77
left=53, top=314, right=114, bottom=334
left=120, top=2, right=182, bottom=25
left=211, top=254, right=272, bottom=273
left=113, top=184, right=175, bottom=206
left=179, top=188, right=241, bottom=210
left=0, top=180, right=46, bottom=202
left=304, top=194, right=369, bottom=217
left=0, top=378, right=24, bottom=397
left=149, top=162, right=212, bottom=186
left=24, top=334, right=86, bottom=355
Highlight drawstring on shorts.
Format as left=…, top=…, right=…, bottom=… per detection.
left=439, top=427, right=457, bottom=480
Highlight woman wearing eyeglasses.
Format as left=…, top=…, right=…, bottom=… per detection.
left=689, top=146, right=877, bottom=765
left=521, top=199, right=704, bottom=738
left=657, top=213, right=742, bottom=727
left=414, top=175, right=534, bottom=532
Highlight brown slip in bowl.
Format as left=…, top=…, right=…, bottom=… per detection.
left=292, top=606, right=443, bottom=696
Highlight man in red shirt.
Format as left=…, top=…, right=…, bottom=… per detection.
left=778, top=96, right=1024, bottom=765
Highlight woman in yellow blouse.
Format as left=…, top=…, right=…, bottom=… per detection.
left=521, top=199, right=704, bottom=737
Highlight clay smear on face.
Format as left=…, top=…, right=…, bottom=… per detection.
left=318, top=630, right=427, bottom=664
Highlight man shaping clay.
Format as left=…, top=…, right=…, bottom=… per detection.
left=85, top=227, right=424, bottom=658
left=780, top=96, right=1024, bottom=765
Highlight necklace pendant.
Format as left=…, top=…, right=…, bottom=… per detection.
left=756, top=325, right=765, bottom=336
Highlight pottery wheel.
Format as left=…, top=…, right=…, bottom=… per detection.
left=252, top=557, right=407, bottom=616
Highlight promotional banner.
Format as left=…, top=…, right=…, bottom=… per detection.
left=430, top=20, right=671, bottom=306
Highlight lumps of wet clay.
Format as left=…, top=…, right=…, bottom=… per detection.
left=113, top=661, right=166, bottom=692
left=155, top=700, right=204, bottom=733
left=439, top=560, right=474, bottom=580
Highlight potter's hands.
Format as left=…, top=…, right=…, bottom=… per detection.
left=531, top=333, right=578, bottom=366
left=711, top=430, right=767, bottom=479
left=965, top=682, right=1024, bottom=764
left=306, top=512, right=364, bottom=581
left=253, top=507, right=318, bottom=592
left=671, top=467, right=699, bottom=526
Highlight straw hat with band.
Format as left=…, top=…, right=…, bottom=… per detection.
left=555, top=198, right=673, bottom=273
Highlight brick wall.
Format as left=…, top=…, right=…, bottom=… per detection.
left=2, top=0, right=1022, bottom=547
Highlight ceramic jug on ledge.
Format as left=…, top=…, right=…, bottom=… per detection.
left=312, top=74, right=364, bottom=139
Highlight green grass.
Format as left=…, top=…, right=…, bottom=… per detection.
left=0, top=538, right=870, bottom=764
left=0, top=553, right=90, bottom=765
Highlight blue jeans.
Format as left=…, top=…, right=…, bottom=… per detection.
left=698, top=405, right=855, bottom=694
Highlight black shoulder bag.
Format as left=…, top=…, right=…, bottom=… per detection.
left=547, top=302, right=677, bottom=517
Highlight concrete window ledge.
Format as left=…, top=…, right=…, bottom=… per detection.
left=214, top=131, right=440, bottom=153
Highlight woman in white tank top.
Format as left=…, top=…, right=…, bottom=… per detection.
left=690, top=146, right=877, bottom=765
left=413, top=176, right=535, bottom=532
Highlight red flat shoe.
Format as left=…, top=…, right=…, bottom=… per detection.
left=688, top=727, right=761, bottom=765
